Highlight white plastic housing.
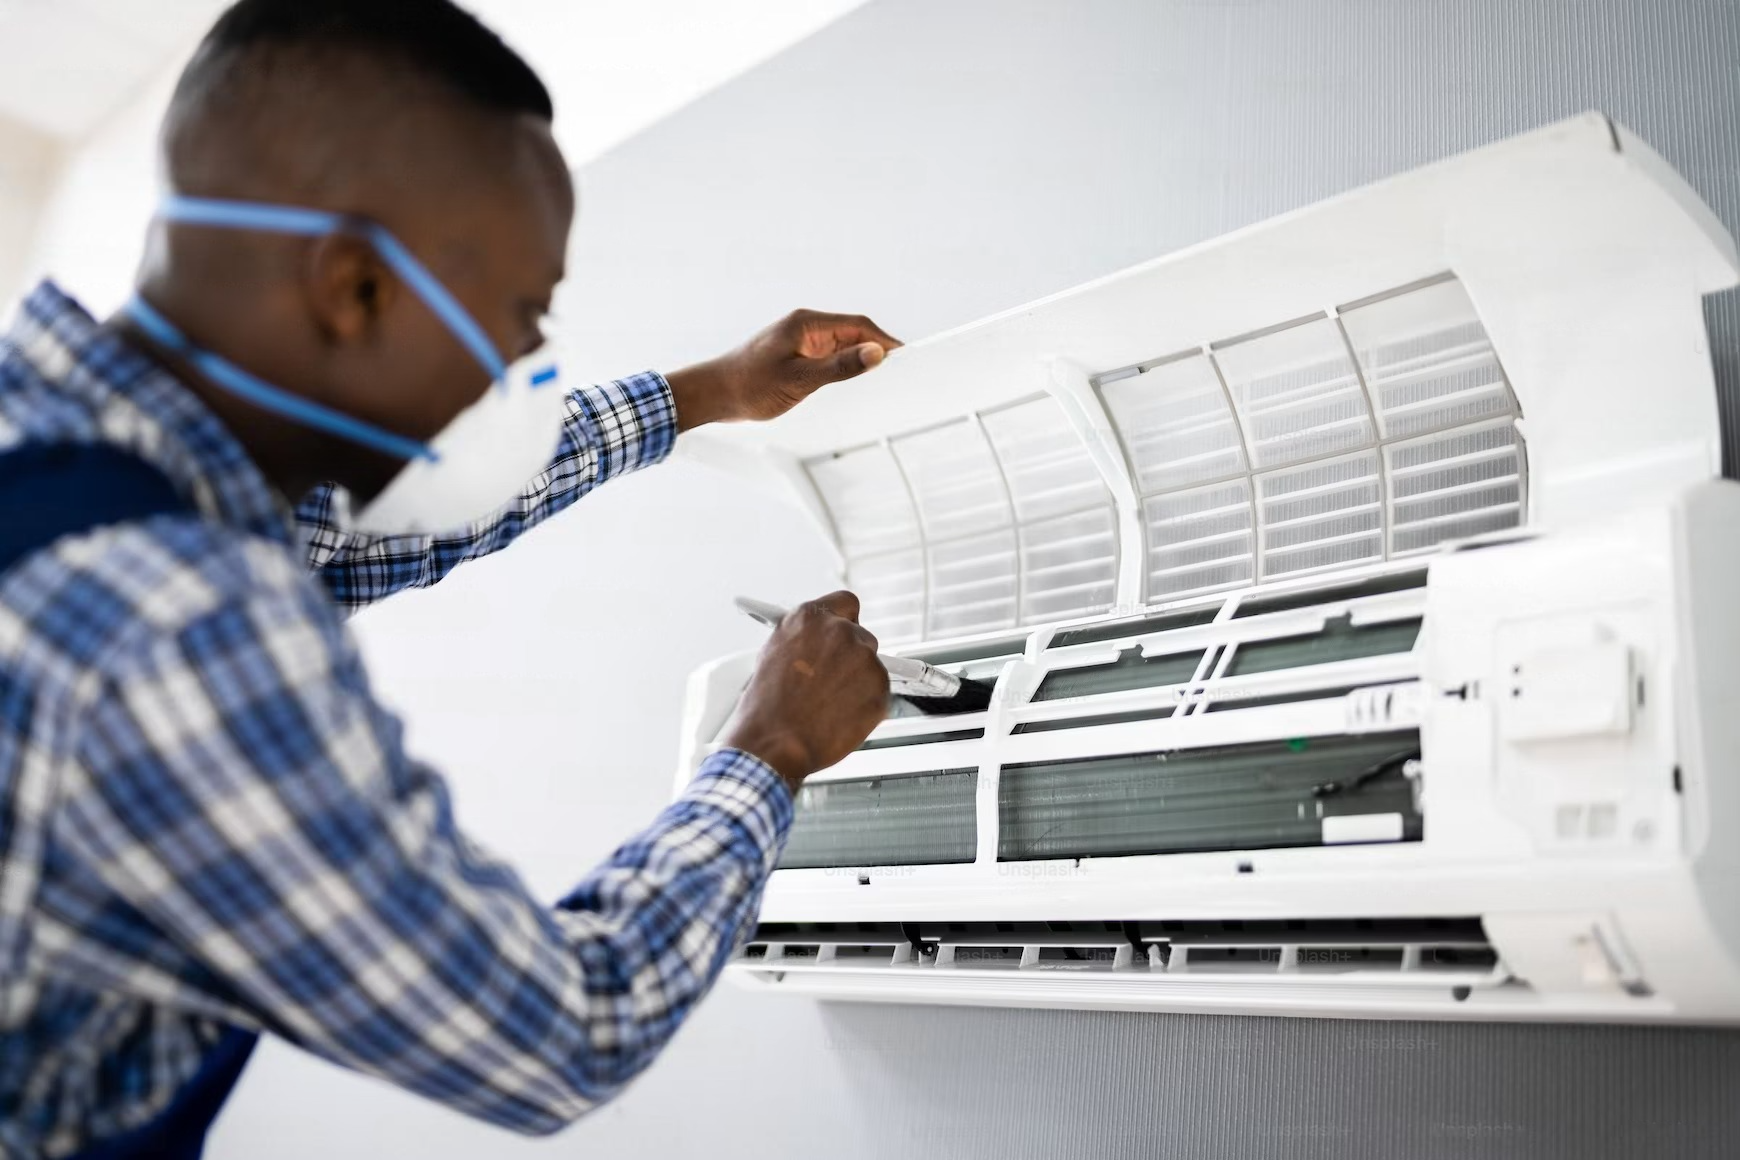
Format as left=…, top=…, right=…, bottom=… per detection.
left=674, top=113, right=1740, bottom=1023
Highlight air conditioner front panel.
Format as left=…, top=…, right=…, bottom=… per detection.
left=673, top=114, right=1740, bottom=1023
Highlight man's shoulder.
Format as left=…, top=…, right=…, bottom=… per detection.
left=1, top=514, right=337, bottom=677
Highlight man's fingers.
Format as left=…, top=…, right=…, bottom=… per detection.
left=789, top=310, right=904, bottom=357
left=828, top=314, right=903, bottom=354
left=808, top=589, right=862, bottom=623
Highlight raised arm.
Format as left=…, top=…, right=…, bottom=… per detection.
left=299, top=371, right=674, bottom=610
left=300, top=311, right=902, bottom=611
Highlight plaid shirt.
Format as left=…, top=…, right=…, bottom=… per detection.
left=0, top=282, right=791, bottom=1158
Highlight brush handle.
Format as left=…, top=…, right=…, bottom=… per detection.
left=733, top=596, right=789, bottom=631
left=732, top=596, right=961, bottom=698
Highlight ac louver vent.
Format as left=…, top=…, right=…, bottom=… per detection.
left=806, top=397, right=1116, bottom=644
left=801, top=276, right=1518, bottom=645
left=1231, top=569, right=1426, bottom=617
left=1032, top=607, right=1420, bottom=706
left=740, top=917, right=1501, bottom=980
left=1048, top=604, right=1222, bottom=648
left=1100, top=274, right=1524, bottom=603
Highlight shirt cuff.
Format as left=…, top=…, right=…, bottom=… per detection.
left=681, top=748, right=795, bottom=877
left=567, top=370, right=679, bottom=482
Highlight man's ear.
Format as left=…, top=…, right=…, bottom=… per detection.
left=304, top=232, right=396, bottom=345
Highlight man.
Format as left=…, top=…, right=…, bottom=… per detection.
left=0, top=1, right=896, bottom=1155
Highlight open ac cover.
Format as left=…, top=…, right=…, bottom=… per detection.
left=675, top=113, right=1740, bottom=1023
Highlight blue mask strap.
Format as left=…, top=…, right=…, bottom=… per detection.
left=125, top=295, right=438, bottom=463
left=158, top=195, right=509, bottom=382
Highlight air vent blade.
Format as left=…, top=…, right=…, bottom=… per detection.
left=927, top=530, right=1019, bottom=636
left=1257, top=451, right=1384, bottom=579
left=981, top=396, right=1111, bottom=524
left=1019, top=506, right=1118, bottom=624
left=806, top=445, right=921, bottom=557
left=1340, top=276, right=1518, bottom=439
left=845, top=548, right=924, bottom=643
left=1386, top=420, right=1524, bottom=555
left=1101, top=355, right=1247, bottom=493
left=1145, top=480, right=1257, bottom=599
left=1215, top=316, right=1373, bottom=470
left=892, top=419, right=1012, bottom=542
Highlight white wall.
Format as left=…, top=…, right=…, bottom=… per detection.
left=0, top=113, right=58, bottom=316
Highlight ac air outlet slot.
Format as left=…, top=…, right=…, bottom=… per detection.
left=1232, top=569, right=1428, bottom=618
left=1031, top=647, right=1204, bottom=701
left=1012, top=707, right=1175, bottom=734
left=1203, top=684, right=1361, bottom=713
left=1223, top=616, right=1421, bottom=677
left=1048, top=605, right=1223, bottom=649
left=858, top=728, right=986, bottom=751
left=946, top=945, right=1026, bottom=968
left=738, top=917, right=1501, bottom=984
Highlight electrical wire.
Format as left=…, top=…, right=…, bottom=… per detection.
left=1310, top=749, right=1421, bottom=798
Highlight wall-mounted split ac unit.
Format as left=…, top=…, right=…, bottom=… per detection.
left=674, top=113, right=1740, bottom=1023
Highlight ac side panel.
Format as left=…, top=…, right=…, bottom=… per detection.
left=1672, top=482, right=1740, bottom=999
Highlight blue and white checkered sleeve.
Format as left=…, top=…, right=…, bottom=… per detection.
left=298, top=371, right=679, bottom=611
left=60, top=556, right=791, bottom=1134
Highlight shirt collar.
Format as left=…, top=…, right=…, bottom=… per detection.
left=4, top=280, right=299, bottom=545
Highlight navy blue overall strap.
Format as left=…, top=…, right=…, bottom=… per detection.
left=0, top=441, right=260, bottom=1159
left=69, top=1028, right=259, bottom=1160
left=0, top=442, right=190, bottom=573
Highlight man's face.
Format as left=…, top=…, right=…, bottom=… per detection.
left=336, top=116, right=574, bottom=500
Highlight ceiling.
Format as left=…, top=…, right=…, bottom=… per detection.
left=0, top=0, right=232, bottom=139
left=0, top=0, right=868, bottom=160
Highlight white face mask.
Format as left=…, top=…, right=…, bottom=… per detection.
left=351, top=352, right=571, bottom=534
left=126, top=195, right=570, bottom=536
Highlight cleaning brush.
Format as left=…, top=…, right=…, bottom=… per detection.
left=734, top=596, right=995, bottom=715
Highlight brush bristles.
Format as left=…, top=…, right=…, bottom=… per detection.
left=897, top=675, right=995, bottom=716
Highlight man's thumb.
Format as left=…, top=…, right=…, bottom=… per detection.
left=794, top=342, right=888, bottom=392
left=834, top=342, right=886, bottom=381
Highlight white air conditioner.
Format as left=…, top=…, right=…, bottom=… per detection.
left=673, top=112, right=1740, bottom=1023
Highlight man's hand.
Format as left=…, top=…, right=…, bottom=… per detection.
left=721, top=591, right=889, bottom=793
left=666, top=310, right=902, bottom=430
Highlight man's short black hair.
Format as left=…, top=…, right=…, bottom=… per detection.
left=193, top=0, right=553, bottom=121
